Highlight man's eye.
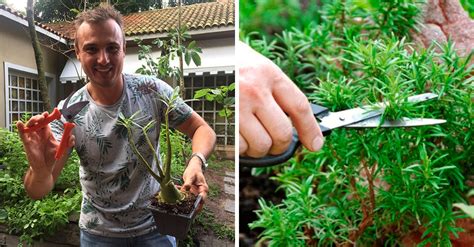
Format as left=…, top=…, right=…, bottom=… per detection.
left=108, top=46, right=119, bottom=53
left=85, top=47, right=97, bottom=54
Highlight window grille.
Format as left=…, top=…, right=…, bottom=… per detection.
left=184, top=71, right=235, bottom=146
left=6, top=70, right=45, bottom=130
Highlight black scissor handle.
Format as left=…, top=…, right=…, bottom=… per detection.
left=240, top=125, right=332, bottom=167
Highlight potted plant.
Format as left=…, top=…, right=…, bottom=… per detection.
left=118, top=86, right=200, bottom=240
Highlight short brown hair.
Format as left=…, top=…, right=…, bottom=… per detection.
left=74, top=4, right=125, bottom=49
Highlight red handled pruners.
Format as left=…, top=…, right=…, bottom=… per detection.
left=22, top=93, right=88, bottom=160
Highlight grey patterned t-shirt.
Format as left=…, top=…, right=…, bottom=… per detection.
left=51, top=74, right=192, bottom=237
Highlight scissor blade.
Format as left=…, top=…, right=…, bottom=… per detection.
left=406, top=93, right=438, bottom=103
left=318, top=93, right=439, bottom=130
left=319, top=107, right=384, bottom=130
left=60, top=101, right=89, bottom=121
left=346, top=117, right=446, bottom=128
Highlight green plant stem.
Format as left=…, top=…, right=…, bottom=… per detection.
left=375, top=2, right=395, bottom=39
left=127, top=128, right=162, bottom=183
left=142, top=127, right=165, bottom=179
left=164, top=109, right=172, bottom=182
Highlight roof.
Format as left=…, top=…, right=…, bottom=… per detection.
left=45, top=1, right=235, bottom=40
left=0, top=4, right=69, bottom=40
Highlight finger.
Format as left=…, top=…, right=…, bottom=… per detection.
left=273, top=76, right=324, bottom=151
left=16, top=121, right=27, bottom=141
left=68, top=135, right=76, bottom=148
left=239, top=112, right=272, bottom=158
left=239, top=133, right=248, bottom=155
left=199, top=189, right=208, bottom=201
left=181, top=177, right=194, bottom=191
left=254, top=99, right=293, bottom=155
left=25, top=113, right=46, bottom=128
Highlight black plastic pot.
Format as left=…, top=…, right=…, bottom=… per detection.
left=148, top=194, right=202, bottom=240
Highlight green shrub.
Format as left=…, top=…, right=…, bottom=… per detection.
left=242, top=0, right=473, bottom=245
left=0, top=128, right=81, bottom=246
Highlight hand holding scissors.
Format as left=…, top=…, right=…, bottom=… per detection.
left=18, top=93, right=88, bottom=160
left=240, top=93, right=446, bottom=167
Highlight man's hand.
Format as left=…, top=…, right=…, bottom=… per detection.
left=181, top=158, right=209, bottom=201
left=16, top=111, right=74, bottom=199
left=239, top=41, right=324, bottom=158
left=17, top=112, right=60, bottom=174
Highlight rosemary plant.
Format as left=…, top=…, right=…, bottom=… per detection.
left=242, top=0, right=473, bottom=245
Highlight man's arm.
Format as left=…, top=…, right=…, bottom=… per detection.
left=176, top=112, right=216, bottom=200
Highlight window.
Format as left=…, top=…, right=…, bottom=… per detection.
left=184, top=71, right=235, bottom=146
left=4, top=63, right=54, bottom=131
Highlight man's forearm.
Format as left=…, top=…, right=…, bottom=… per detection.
left=24, top=167, right=54, bottom=199
left=191, top=124, right=216, bottom=158
left=24, top=156, right=68, bottom=199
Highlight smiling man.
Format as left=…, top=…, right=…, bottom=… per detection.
left=17, top=4, right=216, bottom=247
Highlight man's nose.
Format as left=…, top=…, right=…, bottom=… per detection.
left=97, top=49, right=109, bottom=65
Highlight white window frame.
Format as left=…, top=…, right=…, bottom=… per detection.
left=3, top=62, right=56, bottom=130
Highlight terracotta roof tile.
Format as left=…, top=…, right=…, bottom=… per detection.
left=45, top=1, right=235, bottom=40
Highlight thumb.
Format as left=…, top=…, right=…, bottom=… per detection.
left=181, top=175, right=194, bottom=191
left=68, top=135, right=76, bottom=148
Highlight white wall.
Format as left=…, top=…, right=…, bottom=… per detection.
left=61, top=37, right=235, bottom=82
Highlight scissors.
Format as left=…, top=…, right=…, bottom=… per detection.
left=22, top=92, right=88, bottom=160
left=240, top=93, right=446, bottom=167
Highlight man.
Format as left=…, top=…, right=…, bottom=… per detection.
left=16, top=5, right=215, bottom=247
left=239, top=41, right=324, bottom=158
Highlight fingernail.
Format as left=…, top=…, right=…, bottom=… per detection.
left=312, top=136, right=324, bottom=151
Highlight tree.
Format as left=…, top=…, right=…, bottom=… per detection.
left=35, top=0, right=213, bottom=22
left=27, top=0, right=52, bottom=111
left=35, top=0, right=163, bottom=22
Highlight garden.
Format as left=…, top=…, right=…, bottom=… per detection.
left=0, top=124, right=235, bottom=246
left=0, top=1, right=235, bottom=246
left=240, top=0, right=473, bottom=246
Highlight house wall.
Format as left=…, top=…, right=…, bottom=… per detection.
left=0, top=16, right=67, bottom=128
left=123, top=37, right=235, bottom=76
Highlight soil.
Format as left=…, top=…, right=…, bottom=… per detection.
left=151, top=192, right=198, bottom=215
left=189, top=159, right=235, bottom=246
left=239, top=167, right=284, bottom=246
left=203, top=166, right=234, bottom=224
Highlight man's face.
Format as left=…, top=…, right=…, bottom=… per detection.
left=75, top=19, right=125, bottom=88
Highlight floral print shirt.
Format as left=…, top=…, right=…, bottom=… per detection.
left=51, top=74, right=192, bottom=237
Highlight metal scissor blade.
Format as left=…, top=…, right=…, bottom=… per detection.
left=318, top=93, right=440, bottom=130
left=60, top=101, right=89, bottom=121
left=319, top=107, right=384, bottom=130
left=406, top=93, right=438, bottom=103
left=346, top=117, right=446, bottom=128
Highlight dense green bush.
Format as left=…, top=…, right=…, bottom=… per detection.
left=242, top=0, right=473, bottom=245
left=0, top=128, right=82, bottom=245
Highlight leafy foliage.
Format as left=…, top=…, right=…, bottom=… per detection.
left=135, top=28, right=202, bottom=82
left=242, top=0, right=473, bottom=245
left=0, top=128, right=81, bottom=245
left=461, top=0, right=474, bottom=18
left=34, top=0, right=213, bottom=22
left=194, top=83, right=235, bottom=118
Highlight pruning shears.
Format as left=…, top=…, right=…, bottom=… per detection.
left=240, top=93, right=446, bottom=167
left=22, top=92, right=88, bottom=160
